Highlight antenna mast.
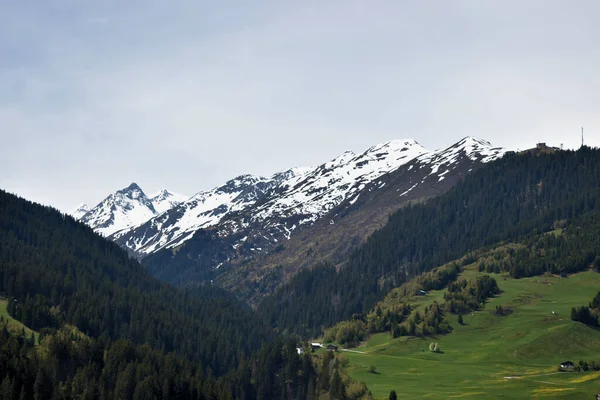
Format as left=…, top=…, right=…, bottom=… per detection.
left=582, top=126, right=584, bottom=148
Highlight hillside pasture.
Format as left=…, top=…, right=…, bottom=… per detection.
left=342, top=270, right=600, bottom=399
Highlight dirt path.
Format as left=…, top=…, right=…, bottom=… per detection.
left=340, top=349, right=366, bottom=354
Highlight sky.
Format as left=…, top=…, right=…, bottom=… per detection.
left=1, top=0, right=599, bottom=212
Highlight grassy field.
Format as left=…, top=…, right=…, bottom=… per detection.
left=0, top=299, right=39, bottom=344
left=341, top=269, right=600, bottom=399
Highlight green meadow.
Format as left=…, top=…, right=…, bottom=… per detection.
left=341, top=270, right=600, bottom=399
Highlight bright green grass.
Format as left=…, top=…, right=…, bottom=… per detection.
left=0, top=300, right=39, bottom=344
left=342, top=270, right=600, bottom=399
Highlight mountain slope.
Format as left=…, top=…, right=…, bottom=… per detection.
left=342, top=268, right=600, bottom=399
left=110, top=173, right=295, bottom=255
left=70, top=202, right=90, bottom=219
left=149, top=189, right=188, bottom=213
left=76, top=183, right=187, bottom=237
left=147, top=137, right=505, bottom=296
left=219, top=137, right=506, bottom=301
left=256, top=146, right=600, bottom=337
left=78, top=182, right=157, bottom=236
left=0, top=189, right=320, bottom=399
left=112, top=139, right=429, bottom=259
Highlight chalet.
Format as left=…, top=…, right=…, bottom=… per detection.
left=560, top=361, right=575, bottom=370
left=326, top=344, right=338, bottom=351
left=311, top=342, right=323, bottom=350
left=415, top=290, right=428, bottom=296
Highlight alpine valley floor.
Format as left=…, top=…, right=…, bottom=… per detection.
left=338, top=268, right=600, bottom=399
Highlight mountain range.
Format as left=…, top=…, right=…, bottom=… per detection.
left=72, top=136, right=506, bottom=291
left=73, top=185, right=187, bottom=237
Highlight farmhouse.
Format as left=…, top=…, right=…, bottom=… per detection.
left=560, top=361, right=575, bottom=370
left=311, top=342, right=323, bottom=350
left=326, top=344, right=338, bottom=351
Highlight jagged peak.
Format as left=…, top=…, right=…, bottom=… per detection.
left=225, top=174, right=267, bottom=187
left=118, top=182, right=144, bottom=194
left=360, top=139, right=428, bottom=161
left=69, top=203, right=91, bottom=220
left=150, top=189, right=173, bottom=199
left=326, top=150, right=356, bottom=167
left=73, top=202, right=90, bottom=211
left=455, top=136, right=493, bottom=148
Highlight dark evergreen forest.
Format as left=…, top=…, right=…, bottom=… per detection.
left=0, top=190, right=327, bottom=399
left=258, top=147, right=600, bottom=337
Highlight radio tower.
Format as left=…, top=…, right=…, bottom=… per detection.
left=582, top=127, right=584, bottom=148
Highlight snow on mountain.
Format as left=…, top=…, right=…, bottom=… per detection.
left=149, top=190, right=189, bottom=214
left=76, top=183, right=188, bottom=238
left=111, top=139, right=429, bottom=256
left=417, top=136, right=506, bottom=177
left=245, top=139, right=429, bottom=231
left=77, top=137, right=507, bottom=262
left=70, top=203, right=90, bottom=220
left=110, top=171, right=312, bottom=254
left=78, top=183, right=157, bottom=237
left=417, top=137, right=505, bottom=182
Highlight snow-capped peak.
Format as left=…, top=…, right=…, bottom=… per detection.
left=452, top=136, right=505, bottom=163
left=418, top=136, right=506, bottom=169
left=70, top=203, right=90, bottom=220
left=150, top=189, right=188, bottom=214
left=247, top=138, right=429, bottom=225
left=77, top=183, right=186, bottom=237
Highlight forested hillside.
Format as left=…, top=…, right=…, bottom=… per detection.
left=258, top=147, right=600, bottom=337
left=0, top=190, right=327, bottom=399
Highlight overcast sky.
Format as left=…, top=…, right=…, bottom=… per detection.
left=1, top=1, right=599, bottom=211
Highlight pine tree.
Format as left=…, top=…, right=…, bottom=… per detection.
left=0, top=376, right=13, bottom=400
left=18, top=385, right=26, bottom=400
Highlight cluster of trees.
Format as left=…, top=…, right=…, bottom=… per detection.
left=324, top=299, right=451, bottom=346
left=323, top=319, right=367, bottom=348
left=323, top=271, right=500, bottom=347
left=417, top=263, right=462, bottom=292
left=444, top=276, right=500, bottom=314
left=573, top=360, right=600, bottom=372
left=476, top=213, right=600, bottom=278
left=0, top=189, right=335, bottom=399
left=571, top=290, right=600, bottom=327
left=396, top=301, right=451, bottom=338
left=0, top=321, right=321, bottom=400
left=367, top=303, right=411, bottom=335
left=259, top=147, right=600, bottom=336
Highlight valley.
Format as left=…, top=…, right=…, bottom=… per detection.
left=2, top=142, right=599, bottom=399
